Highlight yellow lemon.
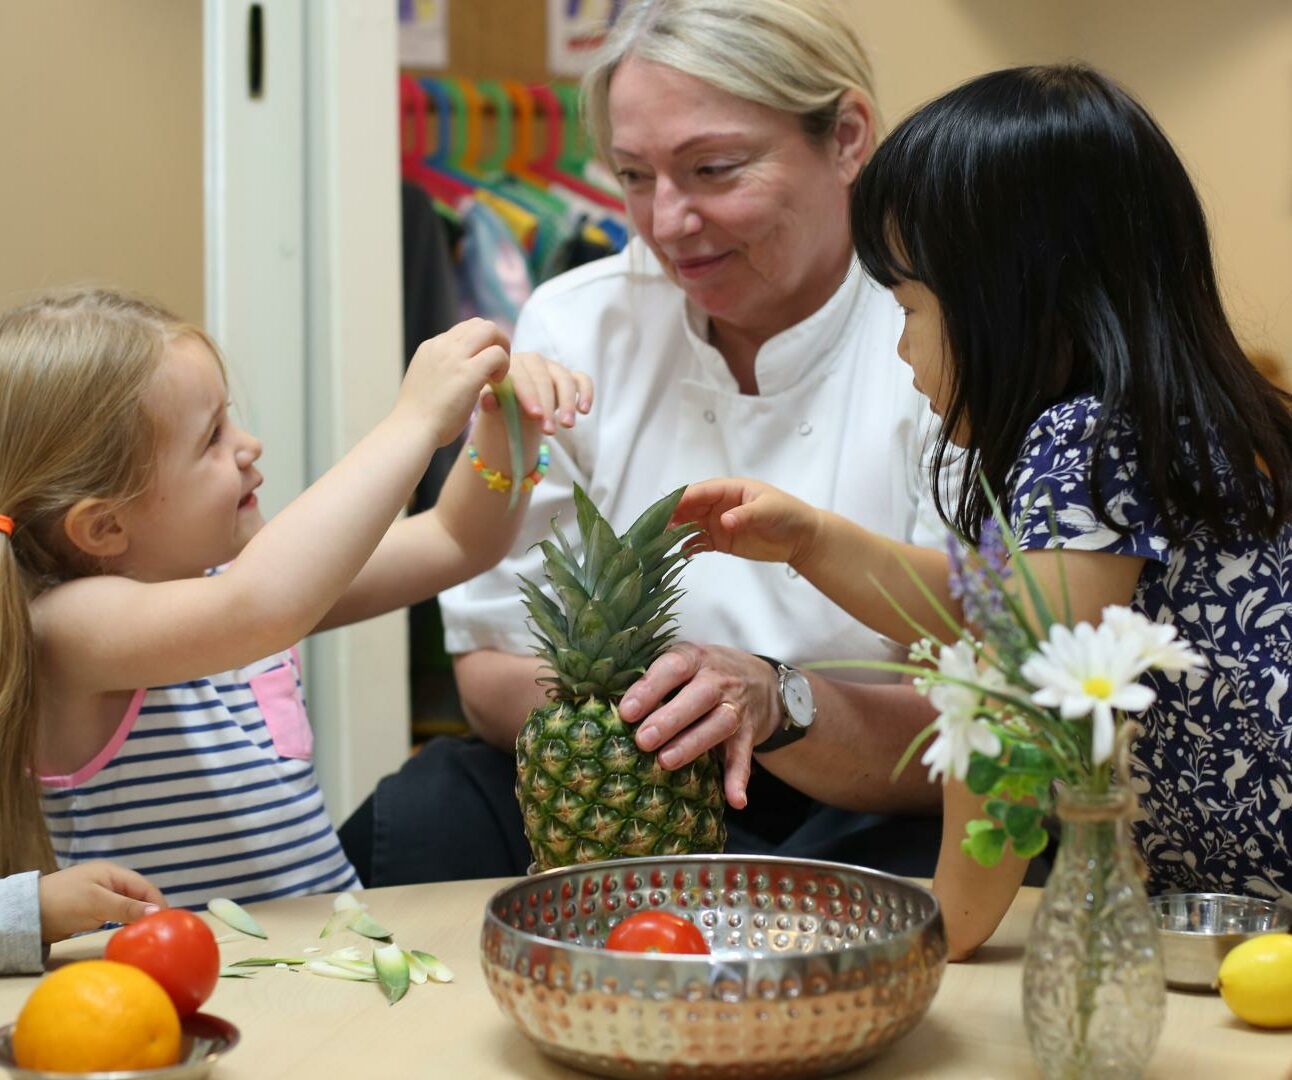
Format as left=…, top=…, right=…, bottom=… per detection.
left=1216, top=932, right=1292, bottom=1028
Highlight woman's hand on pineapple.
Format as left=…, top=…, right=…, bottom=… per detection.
left=477, top=350, right=593, bottom=436
left=618, top=642, right=782, bottom=809
left=673, top=478, right=823, bottom=568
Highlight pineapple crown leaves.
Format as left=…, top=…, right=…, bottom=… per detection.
left=517, top=485, right=700, bottom=702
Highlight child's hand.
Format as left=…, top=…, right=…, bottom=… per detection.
left=478, top=351, right=594, bottom=435
left=401, top=319, right=512, bottom=444
left=674, top=478, right=822, bottom=567
left=38, top=861, right=166, bottom=943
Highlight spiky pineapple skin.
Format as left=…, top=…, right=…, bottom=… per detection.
left=514, top=484, right=726, bottom=871
left=516, top=698, right=725, bottom=872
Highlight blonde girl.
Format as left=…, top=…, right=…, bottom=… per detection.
left=0, top=288, right=589, bottom=907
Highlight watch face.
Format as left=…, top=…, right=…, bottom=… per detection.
left=781, top=670, right=815, bottom=727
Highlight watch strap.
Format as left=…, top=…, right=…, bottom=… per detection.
left=752, top=654, right=811, bottom=754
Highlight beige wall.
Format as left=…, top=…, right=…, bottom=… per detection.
left=0, top=1, right=1285, bottom=369
left=850, top=0, right=1292, bottom=376
left=0, top=0, right=204, bottom=323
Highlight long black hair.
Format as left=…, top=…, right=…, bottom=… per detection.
left=852, top=64, right=1292, bottom=543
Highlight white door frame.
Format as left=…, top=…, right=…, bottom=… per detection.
left=203, top=0, right=408, bottom=822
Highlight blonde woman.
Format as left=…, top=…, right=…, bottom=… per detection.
left=0, top=289, right=590, bottom=908
left=346, top=0, right=956, bottom=885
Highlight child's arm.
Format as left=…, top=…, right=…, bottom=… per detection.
left=312, top=352, right=593, bottom=631
left=0, top=871, right=45, bottom=973
left=675, top=478, right=957, bottom=644
left=675, top=478, right=1144, bottom=644
left=36, top=320, right=512, bottom=692
left=933, top=781, right=1030, bottom=960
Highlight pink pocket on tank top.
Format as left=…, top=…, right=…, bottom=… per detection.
left=250, top=664, right=314, bottom=760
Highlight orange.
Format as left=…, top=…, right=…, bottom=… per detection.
left=12, top=959, right=182, bottom=1072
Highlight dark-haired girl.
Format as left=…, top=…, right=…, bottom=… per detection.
left=675, top=63, right=1292, bottom=958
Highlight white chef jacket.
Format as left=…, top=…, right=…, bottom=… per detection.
left=440, top=239, right=948, bottom=679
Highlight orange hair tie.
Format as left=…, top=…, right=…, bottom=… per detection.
left=0, top=516, right=12, bottom=537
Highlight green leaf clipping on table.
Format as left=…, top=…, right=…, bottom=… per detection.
left=373, top=944, right=411, bottom=1005
left=408, top=949, right=454, bottom=983
left=208, top=897, right=268, bottom=939
left=214, top=892, right=450, bottom=1003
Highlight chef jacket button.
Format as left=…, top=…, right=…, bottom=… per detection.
left=704, top=409, right=716, bottom=423
left=798, top=421, right=812, bottom=436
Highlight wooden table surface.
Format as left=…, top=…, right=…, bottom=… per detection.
left=4, top=881, right=1289, bottom=1079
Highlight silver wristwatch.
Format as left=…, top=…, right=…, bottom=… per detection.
left=752, top=655, right=816, bottom=753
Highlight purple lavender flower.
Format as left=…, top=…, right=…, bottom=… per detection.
left=947, top=535, right=969, bottom=601
left=947, top=530, right=1032, bottom=669
left=979, top=518, right=1011, bottom=580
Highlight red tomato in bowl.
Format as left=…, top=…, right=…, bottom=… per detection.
left=605, top=911, right=709, bottom=955
left=105, top=909, right=220, bottom=1017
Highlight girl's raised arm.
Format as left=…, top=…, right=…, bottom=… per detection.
left=675, top=478, right=1144, bottom=646
left=675, top=477, right=956, bottom=645
left=311, top=352, right=594, bottom=632
left=35, top=320, right=511, bottom=693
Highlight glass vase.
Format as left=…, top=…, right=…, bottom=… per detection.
left=1021, top=787, right=1165, bottom=1079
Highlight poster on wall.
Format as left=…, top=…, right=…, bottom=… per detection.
left=547, top=0, right=624, bottom=76
left=399, top=0, right=449, bottom=69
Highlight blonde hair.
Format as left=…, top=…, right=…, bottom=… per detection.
left=0, top=287, right=210, bottom=874
left=581, top=0, right=882, bottom=168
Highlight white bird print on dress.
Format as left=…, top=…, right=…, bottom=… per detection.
left=1215, top=549, right=1260, bottom=594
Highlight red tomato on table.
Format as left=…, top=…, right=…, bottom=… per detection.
left=104, top=910, right=220, bottom=1017
left=604, top=911, right=709, bottom=955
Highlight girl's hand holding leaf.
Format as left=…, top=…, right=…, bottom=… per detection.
left=402, top=319, right=512, bottom=445
left=483, top=352, right=592, bottom=436
left=476, top=353, right=593, bottom=511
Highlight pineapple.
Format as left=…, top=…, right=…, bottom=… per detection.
left=515, top=485, right=726, bottom=871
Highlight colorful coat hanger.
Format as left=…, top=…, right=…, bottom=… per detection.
left=528, top=83, right=623, bottom=211
left=428, top=77, right=562, bottom=263
left=399, top=74, right=472, bottom=207
left=475, top=79, right=514, bottom=176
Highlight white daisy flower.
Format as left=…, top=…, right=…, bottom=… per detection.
left=921, top=712, right=1003, bottom=783
left=920, top=641, right=1003, bottom=782
left=1020, top=621, right=1156, bottom=764
left=1099, top=605, right=1207, bottom=675
left=926, top=640, right=982, bottom=720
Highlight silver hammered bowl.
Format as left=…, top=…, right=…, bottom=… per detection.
left=480, top=855, right=947, bottom=1079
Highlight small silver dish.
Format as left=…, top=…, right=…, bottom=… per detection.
left=1151, top=892, right=1291, bottom=991
left=0, top=1012, right=239, bottom=1079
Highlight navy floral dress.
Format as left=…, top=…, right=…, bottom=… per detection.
left=1008, top=394, right=1292, bottom=901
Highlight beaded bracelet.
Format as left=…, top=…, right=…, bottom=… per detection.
left=467, top=442, right=551, bottom=494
